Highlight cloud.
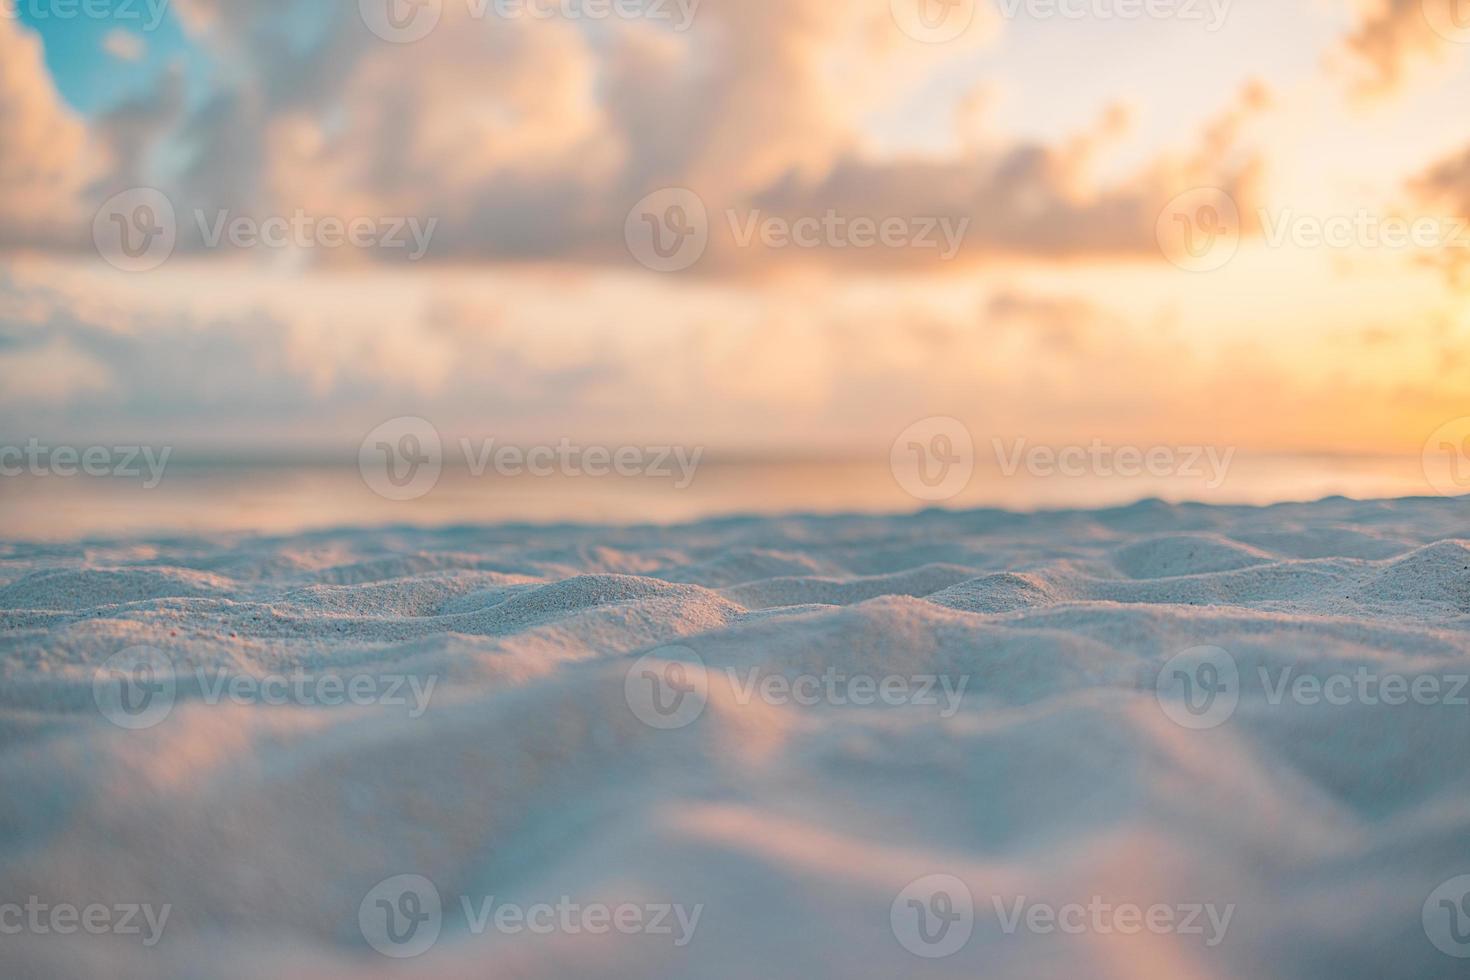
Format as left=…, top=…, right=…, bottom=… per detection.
left=0, top=0, right=1267, bottom=274
left=711, top=82, right=1269, bottom=271
left=94, top=66, right=187, bottom=196
left=1415, top=143, right=1470, bottom=206
left=1340, top=0, right=1469, bottom=94
left=1410, top=141, right=1470, bottom=282
left=0, top=20, right=97, bottom=249
left=7, top=255, right=1448, bottom=455
left=0, top=336, right=113, bottom=406
left=103, top=29, right=146, bottom=62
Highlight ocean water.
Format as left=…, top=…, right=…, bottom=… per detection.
left=0, top=452, right=1457, bottom=540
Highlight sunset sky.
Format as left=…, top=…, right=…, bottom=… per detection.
left=2, top=0, right=1468, bottom=457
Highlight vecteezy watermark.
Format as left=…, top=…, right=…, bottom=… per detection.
left=1160, top=188, right=1470, bottom=272
left=623, top=188, right=971, bottom=273
left=1256, top=667, right=1470, bottom=709
left=1424, top=875, right=1470, bottom=959
left=1422, top=0, right=1470, bottom=45
left=358, top=0, right=698, bottom=43
left=358, top=0, right=443, bottom=44
left=0, top=0, right=170, bottom=31
left=890, top=421, right=1236, bottom=498
left=989, top=895, right=1235, bottom=947
left=890, top=0, right=979, bottom=44
left=891, top=875, right=975, bottom=959
left=625, top=188, right=710, bottom=273
left=92, top=647, right=439, bottom=730
left=93, top=188, right=177, bottom=272
left=722, top=209, right=970, bottom=262
left=1154, top=646, right=1470, bottom=731
left=359, top=417, right=443, bottom=502
left=1422, top=417, right=1470, bottom=498
left=624, top=647, right=710, bottom=730
left=92, top=647, right=177, bottom=731
left=1156, top=187, right=1241, bottom=272
left=192, top=209, right=437, bottom=260
left=0, top=897, right=170, bottom=947
left=357, top=417, right=704, bottom=502
left=1259, top=209, right=1470, bottom=252
left=358, top=875, right=703, bottom=959
left=725, top=668, right=969, bottom=718
left=891, top=417, right=976, bottom=503
left=623, top=647, right=970, bottom=729
left=0, top=440, right=171, bottom=488
left=1154, top=646, right=1240, bottom=730
left=890, top=875, right=1234, bottom=959
left=994, top=0, right=1230, bottom=30
left=993, top=438, right=1236, bottom=489
left=92, top=189, right=437, bottom=271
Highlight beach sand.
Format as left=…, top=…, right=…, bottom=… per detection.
left=2, top=495, right=1470, bottom=977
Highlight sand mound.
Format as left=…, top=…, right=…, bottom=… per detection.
left=1110, top=533, right=1275, bottom=579
left=721, top=563, right=975, bottom=609
left=654, top=548, right=833, bottom=587
left=2, top=496, right=1469, bottom=978
left=928, top=571, right=1060, bottom=613
left=0, top=567, right=235, bottom=611
left=1349, top=541, right=1470, bottom=611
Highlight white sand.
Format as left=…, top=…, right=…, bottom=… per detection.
left=2, top=496, right=1470, bottom=978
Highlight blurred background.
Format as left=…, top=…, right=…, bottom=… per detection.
left=1, top=0, right=1468, bottom=537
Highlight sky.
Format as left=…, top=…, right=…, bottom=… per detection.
left=0, top=0, right=1467, bottom=457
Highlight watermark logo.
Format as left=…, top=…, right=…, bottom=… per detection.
left=0, top=0, right=171, bottom=31
left=1163, top=199, right=1470, bottom=269
left=94, top=187, right=176, bottom=273
left=1423, top=0, right=1470, bottom=45
left=0, top=440, right=171, bottom=487
left=990, top=895, right=1233, bottom=946
left=504, top=0, right=699, bottom=29
left=891, top=417, right=975, bottom=502
left=626, top=188, right=709, bottom=273
left=359, top=874, right=443, bottom=958
left=625, top=654, right=968, bottom=728
left=1154, top=646, right=1240, bottom=730
left=358, top=421, right=704, bottom=501
left=358, top=876, right=703, bottom=957
left=726, top=669, right=969, bottom=718
left=0, top=897, right=170, bottom=947
left=1425, top=875, right=1470, bottom=958
left=94, top=190, right=438, bottom=267
left=993, top=438, right=1235, bottom=488
left=994, top=0, right=1230, bottom=30
left=94, top=648, right=440, bottom=730
left=723, top=209, right=969, bottom=261
left=1423, top=417, right=1470, bottom=497
left=193, top=209, right=438, bottom=259
left=359, top=417, right=444, bottom=502
left=890, top=0, right=977, bottom=43
left=624, top=646, right=709, bottom=729
left=359, top=0, right=698, bottom=40
left=1259, top=209, right=1470, bottom=252
left=891, top=875, right=974, bottom=958
left=1156, top=187, right=1240, bottom=272
left=92, top=647, right=177, bottom=730
left=626, top=190, right=968, bottom=270
left=359, top=0, right=443, bottom=42
left=458, top=438, right=702, bottom=487
left=1156, top=649, right=1470, bottom=728
left=1258, top=667, right=1468, bottom=708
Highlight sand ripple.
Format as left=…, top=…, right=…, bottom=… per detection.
left=1, top=496, right=1468, bottom=978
